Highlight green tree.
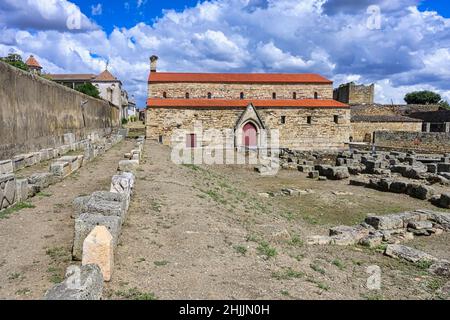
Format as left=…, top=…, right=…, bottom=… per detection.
left=75, top=83, right=100, bottom=99
left=404, top=91, right=442, bottom=105
left=439, top=100, right=450, bottom=110
left=0, top=53, right=29, bottom=71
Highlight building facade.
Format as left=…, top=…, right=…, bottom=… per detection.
left=146, top=57, right=351, bottom=151
left=334, top=82, right=375, bottom=105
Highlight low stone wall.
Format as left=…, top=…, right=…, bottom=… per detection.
left=374, top=131, right=450, bottom=153
left=0, top=133, right=124, bottom=212
left=352, top=122, right=422, bottom=143
left=44, top=136, right=145, bottom=300
left=0, top=61, right=120, bottom=160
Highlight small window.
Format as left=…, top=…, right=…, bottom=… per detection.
left=240, top=92, right=244, bottom=99
left=293, top=92, right=297, bottom=100
left=314, top=92, right=318, bottom=99
left=207, top=92, right=212, bottom=99
left=307, top=116, right=312, bottom=124
left=272, top=92, right=277, bottom=100
left=185, top=92, right=190, bottom=99
left=162, top=92, right=167, bottom=98
left=281, top=116, right=286, bottom=124
left=334, top=115, right=339, bottom=124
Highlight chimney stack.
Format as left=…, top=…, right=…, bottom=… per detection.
left=150, top=55, right=158, bottom=72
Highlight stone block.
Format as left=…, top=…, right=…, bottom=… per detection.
left=59, top=155, right=83, bottom=172
left=15, top=179, right=29, bottom=202
left=44, top=264, right=103, bottom=300
left=298, top=165, right=314, bottom=173
left=28, top=172, right=59, bottom=189
left=407, top=221, right=433, bottom=230
left=306, top=235, right=333, bottom=245
left=384, top=244, right=438, bottom=263
left=0, top=173, right=16, bottom=210
left=359, top=233, right=383, bottom=248
left=73, top=213, right=121, bottom=261
left=429, top=261, right=450, bottom=277
left=12, top=155, right=25, bottom=171
left=439, top=193, right=450, bottom=209
left=72, top=196, right=91, bottom=218
left=429, top=211, right=450, bottom=231
left=118, top=160, right=139, bottom=173
left=50, top=161, right=71, bottom=178
left=82, top=226, right=114, bottom=282
left=378, top=179, right=392, bottom=192
left=437, top=163, right=450, bottom=173
left=308, top=171, right=319, bottom=179
left=329, top=225, right=370, bottom=242
left=406, top=183, right=435, bottom=200
left=329, top=166, right=350, bottom=180
left=389, top=181, right=408, bottom=194
left=0, top=160, right=14, bottom=174
left=365, top=214, right=404, bottom=230
left=349, top=178, right=368, bottom=187
left=427, top=164, right=438, bottom=174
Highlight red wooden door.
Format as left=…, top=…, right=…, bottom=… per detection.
left=242, top=123, right=257, bottom=148
left=186, top=134, right=196, bottom=148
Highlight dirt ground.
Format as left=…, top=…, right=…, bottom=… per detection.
left=0, top=140, right=133, bottom=300
left=105, top=141, right=450, bottom=300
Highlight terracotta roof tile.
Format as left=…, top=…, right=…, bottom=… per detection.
left=25, top=55, right=42, bottom=68
left=148, top=72, right=332, bottom=84
left=94, top=70, right=119, bottom=82
left=47, top=74, right=96, bottom=81
left=147, top=98, right=348, bottom=108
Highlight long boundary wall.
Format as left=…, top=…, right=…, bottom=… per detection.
left=374, top=131, right=450, bottom=153
left=0, top=61, right=120, bottom=159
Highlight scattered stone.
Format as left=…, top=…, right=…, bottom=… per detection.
left=308, top=171, right=319, bottom=179
left=332, top=191, right=354, bottom=196
left=82, top=226, right=114, bottom=282
left=306, top=235, right=333, bottom=245
left=406, top=184, right=435, bottom=200
left=258, top=192, right=270, bottom=198
left=439, top=193, right=450, bottom=209
left=407, top=221, right=433, bottom=230
left=365, top=214, right=404, bottom=230
left=44, top=264, right=103, bottom=300
left=389, top=181, right=408, bottom=194
left=384, top=244, right=438, bottom=263
left=429, top=261, right=450, bottom=277
left=318, top=176, right=327, bottom=181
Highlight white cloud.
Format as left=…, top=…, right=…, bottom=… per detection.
left=91, top=4, right=102, bottom=16
left=0, top=0, right=449, bottom=107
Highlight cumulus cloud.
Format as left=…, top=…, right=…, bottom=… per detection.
left=0, top=0, right=98, bottom=32
left=91, top=3, right=102, bottom=16
left=0, top=0, right=449, bottom=106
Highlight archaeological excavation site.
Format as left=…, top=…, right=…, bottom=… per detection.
left=1, top=55, right=450, bottom=303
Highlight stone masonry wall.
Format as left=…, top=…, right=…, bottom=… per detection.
left=374, top=131, right=450, bottom=153
left=146, top=107, right=351, bottom=150
left=352, top=122, right=423, bottom=142
left=0, top=61, right=120, bottom=160
left=149, top=82, right=333, bottom=100
left=334, top=83, right=374, bottom=105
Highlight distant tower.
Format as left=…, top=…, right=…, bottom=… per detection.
left=150, top=55, right=158, bottom=72
left=25, top=55, right=43, bottom=75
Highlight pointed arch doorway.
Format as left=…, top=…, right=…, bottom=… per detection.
left=242, top=122, right=258, bottom=148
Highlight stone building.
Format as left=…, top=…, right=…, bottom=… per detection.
left=350, top=105, right=423, bottom=143
left=334, top=82, right=375, bottom=105
left=25, top=55, right=42, bottom=75
left=48, top=69, right=130, bottom=119
left=146, top=56, right=350, bottom=151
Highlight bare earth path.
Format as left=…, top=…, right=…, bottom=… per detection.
left=0, top=140, right=133, bottom=300
left=106, top=141, right=449, bottom=300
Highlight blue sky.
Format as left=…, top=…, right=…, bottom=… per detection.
left=0, top=0, right=449, bottom=108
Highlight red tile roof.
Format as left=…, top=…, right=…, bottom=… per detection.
left=148, top=72, right=332, bottom=84
left=48, top=74, right=96, bottom=81
left=25, top=55, right=42, bottom=69
left=94, top=69, right=119, bottom=82
left=147, top=98, right=348, bottom=108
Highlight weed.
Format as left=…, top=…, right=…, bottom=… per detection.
left=310, top=263, right=326, bottom=275
left=257, top=241, right=277, bottom=259
left=116, top=288, right=157, bottom=300
left=272, top=268, right=304, bottom=280
left=233, top=245, right=247, bottom=255
left=0, top=202, right=35, bottom=219
left=332, top=259, right=345, bottom=270
left=154, top=260, right=169, bottom=267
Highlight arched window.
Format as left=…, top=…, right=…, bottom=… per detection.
left=240, top=92, right=244, bottom=100
left=293, top=92, right=297, bottom=100
left=207, top=92, right=212, bottom=99
left=314, top=92, right=318, bottom=99
left=272, top=92, right=277, bottom=100
left=185, top=92, right=190, bottom=99
left=162, top=92, right=167, bottom=99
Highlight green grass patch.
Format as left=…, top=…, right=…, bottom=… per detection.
left=288, top=235, right=304, bottom=247
left=233, top=245, right=247, bottom=255
left=310, top=263, right=326, bottom=275
left=416, top=259, right=434, bottom=270
left=272, top=268, right=304, bottom=280
left=37, top=191, right=52, bottom=197
left=154, top=260, right=169, bottom=267
left=0, top=202, right=35, bottom=219
left=115, top=288, right=157, bottom=300
left=257, top=241, right=277, bottom=259
left=332, top=259, right=345, bottom=270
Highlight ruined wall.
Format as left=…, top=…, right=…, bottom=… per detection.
left=146, top=107, right=350, bottom=151
left=149, top=82, right=333, bottom=100
left=374, top=131, right=450, bottom=153
left=0, top=61, right=120, bottom=160
left=334, top=83, right=374, bottom=105
left=352, top=122, right=423, bottom=142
